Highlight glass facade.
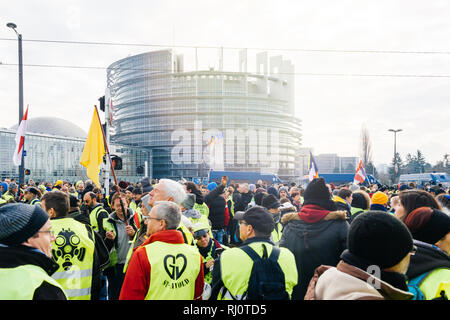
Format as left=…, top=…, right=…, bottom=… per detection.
left=0, top=128, right=148, bottom=183
left=107, top=50, right=302, bottom=181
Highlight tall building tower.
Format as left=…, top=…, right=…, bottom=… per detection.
left=107, top=49, right=302, bottom=181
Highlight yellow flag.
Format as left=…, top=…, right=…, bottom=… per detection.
left=80, top=108, right=105, bottom=187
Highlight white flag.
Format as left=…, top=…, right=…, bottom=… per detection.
left=13, top=105, right=29, bottom=166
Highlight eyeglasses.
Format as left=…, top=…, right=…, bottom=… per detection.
left=239, top=220, right=248, bottom=226
left=38, top=230, right=55, bottom=236
left=410, top=245, right=417, bottom=256
left=143, top=216, right=162, bottom=221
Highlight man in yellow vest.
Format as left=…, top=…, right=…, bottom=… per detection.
left=0, top=203, right=67, bottom=299
left=119, top=201, right=204, bottom=300
left=41, top=191, right=109, bottom=300
left=83, top=191, right=109, bottom=239
left=210, top=205, right=298, bottom=300
left=23, top=186, right=42, bottom=206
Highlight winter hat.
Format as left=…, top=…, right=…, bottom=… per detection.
left=181, top=193, right=196, bottom=210
left=348, top=211, right=414, bottom=269
left=132, top=187, right=143, bottom=195
left=303, top=178, right=337, bottom=211
left=267, top=186, right=279, bottom=199
left=25, top=186, right=39, bottom=196
left=404, top=207, right=450, bottom=245
left=140, top=177, right=153, bottom=193
left=118, top=181, right=128, bottom=190
left=0, top=203, right=50, bottom=246
left=399, top=184, right=409, bottom=191
left=261, top=194, right=281, bottom=210
left=9, top=182, right=18, bottom=190
left=371, top=191, right=389, bottom=205
left=0, top=182, right=8, bottom=192
left=207, top=182, right=218, bottom=192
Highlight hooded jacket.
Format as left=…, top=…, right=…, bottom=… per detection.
left=305, top=261, right=414, bottom=300
left=0, top=245, right=67, bottom=300
left=280, top=204, right=349, bottom=300
left=406, top=240, right=450, bottom=299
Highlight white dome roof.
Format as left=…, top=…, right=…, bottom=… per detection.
left=10, top=117, right=87, bottom=138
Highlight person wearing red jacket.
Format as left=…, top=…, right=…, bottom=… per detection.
left=119, top=201, right=204, bottom=300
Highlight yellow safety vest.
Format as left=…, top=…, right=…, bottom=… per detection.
left=0, top=264, right=66, bottom=300
left=177, top=223, right=195, bottom=246
left=89, top=205, right=108, bottom=232
left=50, top=218, right=96, bottom=300
left=271, top=222, right=283, bottom=246
left=194, top=203, right=209, bottom=218
left=411, top=268, right=450, bottom=300
left=144, top=241, right=202, bottom=300
left=217, top=241, right=298, bottom=300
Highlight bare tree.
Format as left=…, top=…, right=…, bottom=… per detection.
left=360, top=125, right=373, bottom=168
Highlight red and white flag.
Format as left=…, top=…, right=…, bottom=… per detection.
left=353, top=160, right=367, bottom=185
left=12, top=105, right=29, bottom=166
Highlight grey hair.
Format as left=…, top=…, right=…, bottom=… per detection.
left=160, top=179, right=186, bottom=204
left=153, top=201, right=181, bottom=229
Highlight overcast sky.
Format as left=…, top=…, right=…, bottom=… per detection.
left=1, top=0, right=449, bottom=167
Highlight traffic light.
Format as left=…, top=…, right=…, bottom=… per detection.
left=98, top=95, right=105, bottom=112
left=111, top=155, right=122, bottom=170
left=25, top=169, right=31, bottom=175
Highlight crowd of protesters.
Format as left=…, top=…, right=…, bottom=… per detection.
left=0, top=175, right=449, bottom=300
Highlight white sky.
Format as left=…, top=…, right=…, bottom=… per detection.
left=1, top=0, right=449, bottom=166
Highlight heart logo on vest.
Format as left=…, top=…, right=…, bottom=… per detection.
left=163, top=254, right=187, bottom=280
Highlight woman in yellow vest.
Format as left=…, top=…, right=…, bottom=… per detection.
left=0, top=203, right=67, bottom=300
left=119, top=201, right=204, bottom=300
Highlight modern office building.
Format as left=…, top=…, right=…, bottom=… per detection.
left=0, top=117, right=147, bottom=183
left=107, top=49, right=302, bottom=181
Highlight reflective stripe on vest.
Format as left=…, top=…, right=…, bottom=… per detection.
left=144, top=241, right=201, bottom=300
left=0, top=264, right=66, bottom=300
left=30, top=198, right=41, bottom=206
left=218, top=241, right=298, bottom=300
left=50, top=218, right=95, bottom=300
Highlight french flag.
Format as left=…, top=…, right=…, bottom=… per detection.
left=353, top=160, right=367, bottom=185
left=12, top=105, right=29, bottom=166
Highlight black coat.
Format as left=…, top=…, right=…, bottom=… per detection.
left=0, top=245, right=66, bottom=300
left=205, top=184, right=227, bottom=230
left=233, top=191, right=254, bottom=212
left=280, top=207, right=349, bottom=300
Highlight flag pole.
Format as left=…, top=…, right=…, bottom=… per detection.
left=94, top=105, right=128, bottom=225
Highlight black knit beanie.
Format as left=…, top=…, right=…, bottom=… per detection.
left=303, top=178, right=337, bottom=211
left=0, top=203, right=49, bottom=245
left=348, top=211, right=414, bottom=269
left=351, top=192, right=368, bottom=210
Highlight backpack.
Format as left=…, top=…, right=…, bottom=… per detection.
left=240, top=244, right=289, bottom=300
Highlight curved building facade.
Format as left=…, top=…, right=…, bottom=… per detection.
left=107, top=50, right=302, bottom=181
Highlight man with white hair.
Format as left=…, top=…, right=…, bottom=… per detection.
left=147, top=179, right=194, bottom=244
left=119, top=201, right=204, bottom=300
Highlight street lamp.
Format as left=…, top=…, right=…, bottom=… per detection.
left=388, top=129, right=402, bottom=179
left=7, top=22, right=25, bottom=186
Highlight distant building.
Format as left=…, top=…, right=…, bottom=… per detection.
left=0, top=117, right=146, bottom=183
left=315, top=153, right=359, bottom=174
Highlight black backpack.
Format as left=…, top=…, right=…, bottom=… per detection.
left=240, top=244, right=290, bottom=300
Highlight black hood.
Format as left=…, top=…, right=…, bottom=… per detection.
left=0, top=245, right=59, bottom=276
left=406, top=240, right=450, bottom=280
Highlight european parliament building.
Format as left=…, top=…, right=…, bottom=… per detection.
left=107, top=49, right=302, bottom=181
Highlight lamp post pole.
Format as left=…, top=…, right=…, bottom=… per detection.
left=7, top=22, right=25, bottom=186
left=388, top=129, right=402, bottom=182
